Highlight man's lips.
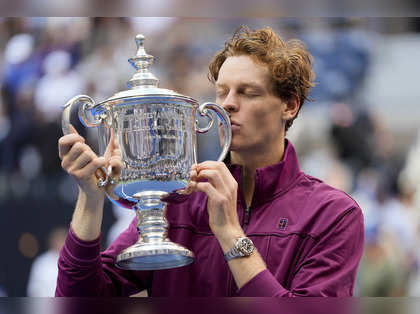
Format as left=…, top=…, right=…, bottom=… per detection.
left=219, top=120, right=240, bottom=127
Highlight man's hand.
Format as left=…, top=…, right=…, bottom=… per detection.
left=58, top=124, right=123, bottom=200
left=59, top=124, right=106, bottom=200
left=185, top=161, right=267, bottom=289
left=102, top=129, right=123, bottom=198
left=185, top=161, right=244, bottom=244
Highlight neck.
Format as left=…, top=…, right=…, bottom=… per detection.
left=230, top=139, right=285, bottom=207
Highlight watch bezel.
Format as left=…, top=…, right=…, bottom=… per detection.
left=236, top=237, right=254, bottom=256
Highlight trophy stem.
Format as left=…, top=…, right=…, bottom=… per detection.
left=115, top=191, right=194, bottom=270
left=135, top=197, right=169, bottom=244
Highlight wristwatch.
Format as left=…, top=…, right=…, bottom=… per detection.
left=224, top=237, right=254, bottom=261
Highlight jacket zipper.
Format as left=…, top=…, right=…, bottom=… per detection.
left=243, top=206, right=251, bottom=229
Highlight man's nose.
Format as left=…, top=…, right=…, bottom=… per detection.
left=222, top=92, right=239, bottom=114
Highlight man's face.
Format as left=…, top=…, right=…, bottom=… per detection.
left=216, top=55, right=287, bottom=154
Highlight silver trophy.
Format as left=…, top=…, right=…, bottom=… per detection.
left=61, top=34, right=231, bottom=270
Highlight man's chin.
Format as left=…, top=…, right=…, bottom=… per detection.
left=227, top=143, right=248, bottom=153
left=226, top=141, right=238, bottom=151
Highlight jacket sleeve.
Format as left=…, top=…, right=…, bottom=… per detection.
left=55, top=217, right=152, bottom=297
left=236, top=206, right=364, bottom=297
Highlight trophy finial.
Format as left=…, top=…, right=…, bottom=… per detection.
left=127, top=34, right=159, bottom=89
left=135, top=34, right=145, bottom=49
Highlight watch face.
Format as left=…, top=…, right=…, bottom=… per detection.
left=238, top=237, right=254, bottom=256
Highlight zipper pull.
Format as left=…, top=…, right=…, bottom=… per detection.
left=244, top=207, right=251, bottom=225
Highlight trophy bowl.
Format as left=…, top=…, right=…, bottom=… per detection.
left=61, top=34, right=231, bottom=270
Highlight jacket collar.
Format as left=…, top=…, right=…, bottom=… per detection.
left=227, top=139, right=302, bottom=207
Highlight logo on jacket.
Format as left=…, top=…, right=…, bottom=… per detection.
left=278, top=218, right=288, bottom=230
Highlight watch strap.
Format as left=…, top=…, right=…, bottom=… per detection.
left=224, top=246, right=240, bottom=261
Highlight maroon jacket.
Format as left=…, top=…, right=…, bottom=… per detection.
left=56, top=140, right=364, bottom=297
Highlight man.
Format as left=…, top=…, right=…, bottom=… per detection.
left=56, top=26, right=364, bottom=297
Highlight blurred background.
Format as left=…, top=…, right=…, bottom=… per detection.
left=0, top=17, right=420, bottom=297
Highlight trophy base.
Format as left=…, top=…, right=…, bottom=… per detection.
left=115, top=240, right=194, bottom=270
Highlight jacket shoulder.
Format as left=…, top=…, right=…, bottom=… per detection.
left=292, top=173, right=363, bottom=238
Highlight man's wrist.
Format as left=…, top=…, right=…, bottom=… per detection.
left=214, top=228, right=246, bottom=254
left=78, top=188, right=105, bottom=210
left=72, top=190, right=104, bottom=242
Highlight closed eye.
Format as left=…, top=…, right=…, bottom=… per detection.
left=244, top=92, right=261, bottom=97
left=240, top=89, right=263, bottom=97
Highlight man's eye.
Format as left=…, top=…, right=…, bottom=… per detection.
left=239, top=89, right=261, bottom=97
left=244, top=92, right=260, bottom=97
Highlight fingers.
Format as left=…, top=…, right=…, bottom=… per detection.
left=108, top=139, right=122, bottom=173
left=59, top=124, right=120, bottom=192
left=61, top=142, right=96, bottom=169
left=181, top=167, right=198, bottom=195
left=69, top=149, right=94, bottom=170
left=69, top=124, right=79, bottom=135
left=60, top=136, right=106, bottom=180
left=108, top=136, right=122, bottom=170
left=195, top=161, right=237, bottom=189
left=104, top=128, right=119, bottom=160
left=194, top=181, right=232, bottom=212
left=58, top=125, right=85, bottom=160
left=71, top=157, right=106, bottom=180
left=185, top=161, right=237, bottom=197
left=195, top=169, right=224, bottom=189
left=103, top=129, right=123, bottom=179
left=66, top=147, right=97, bottom=172
left=196, top=161, right=231, bottom=179
left=108, top=152, right=123, bottom=180
left=195, top=181, right=218, bottom=196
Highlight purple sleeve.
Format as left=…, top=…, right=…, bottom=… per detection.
left=237, top=207, right=364, bottom=297
left=55, top=218, right=153, bottom=297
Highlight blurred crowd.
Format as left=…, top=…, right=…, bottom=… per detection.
left=0, top=17, right=420, bottom=296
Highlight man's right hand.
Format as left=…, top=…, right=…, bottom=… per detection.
left=58, top=124, right=106, bottom=200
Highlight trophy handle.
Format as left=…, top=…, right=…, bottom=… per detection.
left=196, top=102, right=232, bottom=162
left=61, top=95, right=114, bottom=188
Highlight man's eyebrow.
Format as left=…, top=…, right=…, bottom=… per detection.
left=239, top=83, right=265, bottom=90
left=215, top=82, right=265, bottom=89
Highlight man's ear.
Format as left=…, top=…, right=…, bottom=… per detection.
left=282, top=95, right=300, bottom=121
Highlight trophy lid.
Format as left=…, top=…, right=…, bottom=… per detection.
left=105, top=34, right=195, bottom=103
